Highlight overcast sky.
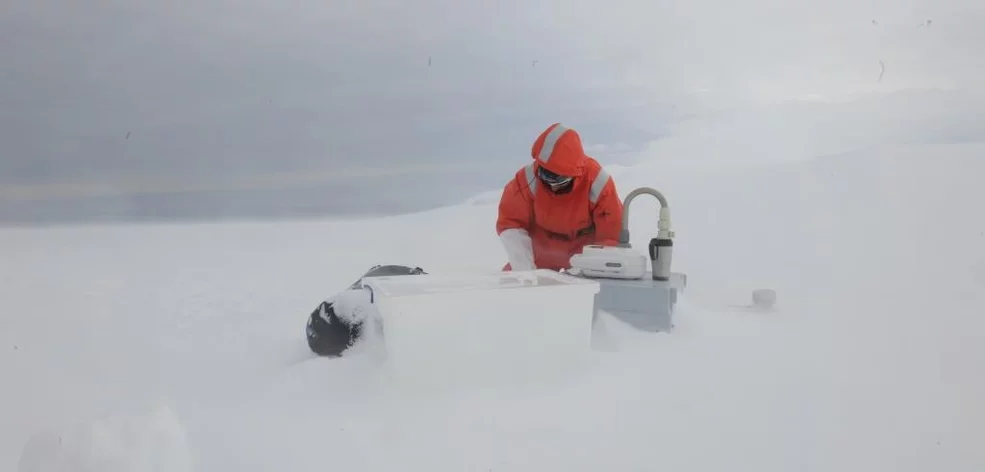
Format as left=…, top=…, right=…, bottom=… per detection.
left=2, top=0, right=980, bottom=222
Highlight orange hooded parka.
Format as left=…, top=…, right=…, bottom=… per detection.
left=496, top=123, right=624, bottom=271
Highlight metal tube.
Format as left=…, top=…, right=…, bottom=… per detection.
left=618, top=187, right=670, bottom=245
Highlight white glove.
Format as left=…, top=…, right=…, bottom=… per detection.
left=499, top=228, right=535, bottom=271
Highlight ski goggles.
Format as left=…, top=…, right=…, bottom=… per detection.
left=537, top=166, right=573, bottom=191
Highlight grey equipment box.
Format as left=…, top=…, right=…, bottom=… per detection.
left=592, top=272, right=687, bottom=332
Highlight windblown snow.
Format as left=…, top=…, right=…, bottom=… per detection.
left=3, top=89, right=984, bottom=471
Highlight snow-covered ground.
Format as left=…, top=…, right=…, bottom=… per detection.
left=3, top=88, right=985, bottom=471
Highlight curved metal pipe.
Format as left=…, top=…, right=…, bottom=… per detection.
left=618, top=186, right=670, bottom=246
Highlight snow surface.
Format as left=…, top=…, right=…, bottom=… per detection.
left=3, top=88, right=985, bottom=471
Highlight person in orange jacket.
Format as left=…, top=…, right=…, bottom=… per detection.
left=496, top=123, right=625, bottom=272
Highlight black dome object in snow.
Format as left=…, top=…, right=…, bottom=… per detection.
left=305, top=264, right=427, bottom=357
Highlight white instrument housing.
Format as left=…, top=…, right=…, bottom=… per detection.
left=568, top=245, right=647, bottom=280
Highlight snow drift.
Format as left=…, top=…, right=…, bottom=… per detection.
left=17, top=405, right=190, bottom=472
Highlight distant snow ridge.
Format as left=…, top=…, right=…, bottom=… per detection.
left=18, top=404, right=191, bottom=472
left=463, top=189, right=501, bottom=206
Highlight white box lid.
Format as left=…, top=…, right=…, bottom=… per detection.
left=361, top=268, right=597, bottom=298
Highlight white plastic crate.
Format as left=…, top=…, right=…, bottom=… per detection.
left=361, top=269, right=600, bottom=389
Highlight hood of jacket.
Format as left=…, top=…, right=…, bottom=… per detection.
left=530, top=123, right=588, bottom=177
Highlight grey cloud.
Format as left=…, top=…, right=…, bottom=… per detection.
left=5, top=0, right=980, bottom=224
left=1, top=0, right=681, bottom=223
left=2, top=0, right=669, bottom=186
